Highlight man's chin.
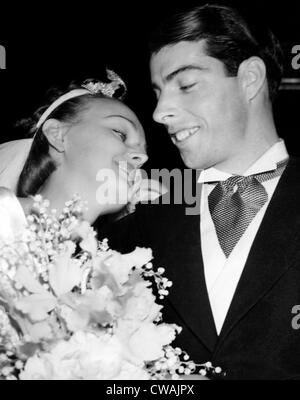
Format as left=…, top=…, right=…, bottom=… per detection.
left=180, top=153, right=204, bottom=170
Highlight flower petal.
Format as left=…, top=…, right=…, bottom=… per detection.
left=49, top=253, right=83, bottom=297
left=122, top=247, right=153, bottom=269
left=15, top=265, right=49, bottom=295
left=15, top=293, right=56, bottom=321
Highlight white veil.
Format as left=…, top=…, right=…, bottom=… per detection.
left=0, top=138, right=33, bottom=193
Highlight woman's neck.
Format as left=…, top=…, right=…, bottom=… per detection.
left=18, top=196, right=35, bottom=216
left=38, top=170, right=102, bottom=224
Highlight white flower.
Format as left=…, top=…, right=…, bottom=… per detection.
left=102, top=252, right=134, bottom=286
left=125, top=247, right=153, bottom=269
left=49, top=246, right=83, bottom=297
left=123, top=283, right=162, bottom=322
left=128, top=322, right=179, bottom=363
left=71, top=221, right=98, bottom=256
left=103, top=247, right=153, bottom=286
left=20, top=355, right=53, bottom=380
left=33, top=194, right=42, bottom=203
left=20, top=331, right=135, bottom=380
left=58, top=286, right=120, bottom=331
left=58, top=304, right=89, bottom=332
left=115, top=361, right=150, bottom=380
left=80, top=235, right=97, bottom=256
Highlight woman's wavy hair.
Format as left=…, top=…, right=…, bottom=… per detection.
left=16, top=80, right=120, bottom=197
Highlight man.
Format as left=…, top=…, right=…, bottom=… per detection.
left=99, top=4, right=300, bottom=379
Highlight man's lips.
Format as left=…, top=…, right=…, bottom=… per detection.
left=169, top=126, right=200, bottom=143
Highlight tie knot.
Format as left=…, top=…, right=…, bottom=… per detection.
left=207, top=158, right=289, bottom=258
left=220, top=175, right=255, bottom=193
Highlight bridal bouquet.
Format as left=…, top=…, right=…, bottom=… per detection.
left=0, top=195, right=220, bottom=380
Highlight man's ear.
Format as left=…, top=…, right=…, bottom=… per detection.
left=238, top=56, right=267, bottom=102
left=42, top=118, right=67, bottom=153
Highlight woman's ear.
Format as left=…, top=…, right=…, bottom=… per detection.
left=237, top=56, right=267, bottom=102
left=42, top=118, right=67, bottom=153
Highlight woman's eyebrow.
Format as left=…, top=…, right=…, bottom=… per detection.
left=105, top=114, right=147, bottom=151
left=104, top=114, right=136, bottom=129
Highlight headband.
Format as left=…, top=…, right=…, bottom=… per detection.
left=36, top=69, right=127, bottom=131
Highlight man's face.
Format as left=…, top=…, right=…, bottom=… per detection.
left=150, top=40, right=248, bottom=172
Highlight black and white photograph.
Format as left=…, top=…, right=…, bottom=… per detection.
left=0, top=0, right=300, bottom=383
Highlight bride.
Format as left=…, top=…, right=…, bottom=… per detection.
left=0, top=72, right=207, bottom=380
left=0, top=70, right=151, bottom=241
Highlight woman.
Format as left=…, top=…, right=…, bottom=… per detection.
left=0, top=70, right=150, bottom=240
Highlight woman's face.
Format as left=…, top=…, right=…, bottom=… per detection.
left=63, top=98, right=148, bottom=214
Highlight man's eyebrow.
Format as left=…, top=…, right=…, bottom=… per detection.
left=152, top=65, right=207, bottom=90
left=105, top=114, right=136, bottom=128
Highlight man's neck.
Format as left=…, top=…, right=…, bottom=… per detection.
left=216, top=112, right=279, bottom=175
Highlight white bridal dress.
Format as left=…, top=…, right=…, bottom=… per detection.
left=0, top=139, right=33, bottom=242
left=0, top=187, right=27, bottom=243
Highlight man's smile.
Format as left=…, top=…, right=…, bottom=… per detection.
left=169, top=126, right=200, bottom=144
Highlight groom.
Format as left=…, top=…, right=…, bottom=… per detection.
left=99, top=4, right=300, bottom=379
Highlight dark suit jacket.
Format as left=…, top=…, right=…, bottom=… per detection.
left=97, top=158, right=300, bottom=380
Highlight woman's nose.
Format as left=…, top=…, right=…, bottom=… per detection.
left=127, top=152, right=148, bottom=168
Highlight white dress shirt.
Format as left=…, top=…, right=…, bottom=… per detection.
left=198, top=140, right=289, bottom=334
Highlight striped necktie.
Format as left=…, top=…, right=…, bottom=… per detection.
left=208, top=159, right=288, bottom=258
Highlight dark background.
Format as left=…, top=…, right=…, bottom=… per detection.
left=0, top=0, right=300, bottom=171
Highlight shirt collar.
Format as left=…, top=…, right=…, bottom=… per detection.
left=198, top=139, right=289, bottom=184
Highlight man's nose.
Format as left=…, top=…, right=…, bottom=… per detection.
left=152, top=94, right=177, bottom=124
left=127, top=152, right=148, bottom=169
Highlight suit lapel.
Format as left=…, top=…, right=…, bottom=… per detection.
left=216, top=158, right=300, bottom=349
left=159, top=200, right=218, bottom=352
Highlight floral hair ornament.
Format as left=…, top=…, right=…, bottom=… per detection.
left=35, top=68, right=127, bottom=130
left=81, top=69, right=127, bottom=99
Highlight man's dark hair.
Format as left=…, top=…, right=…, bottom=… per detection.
left=149, top=4, right=284, bottom=102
